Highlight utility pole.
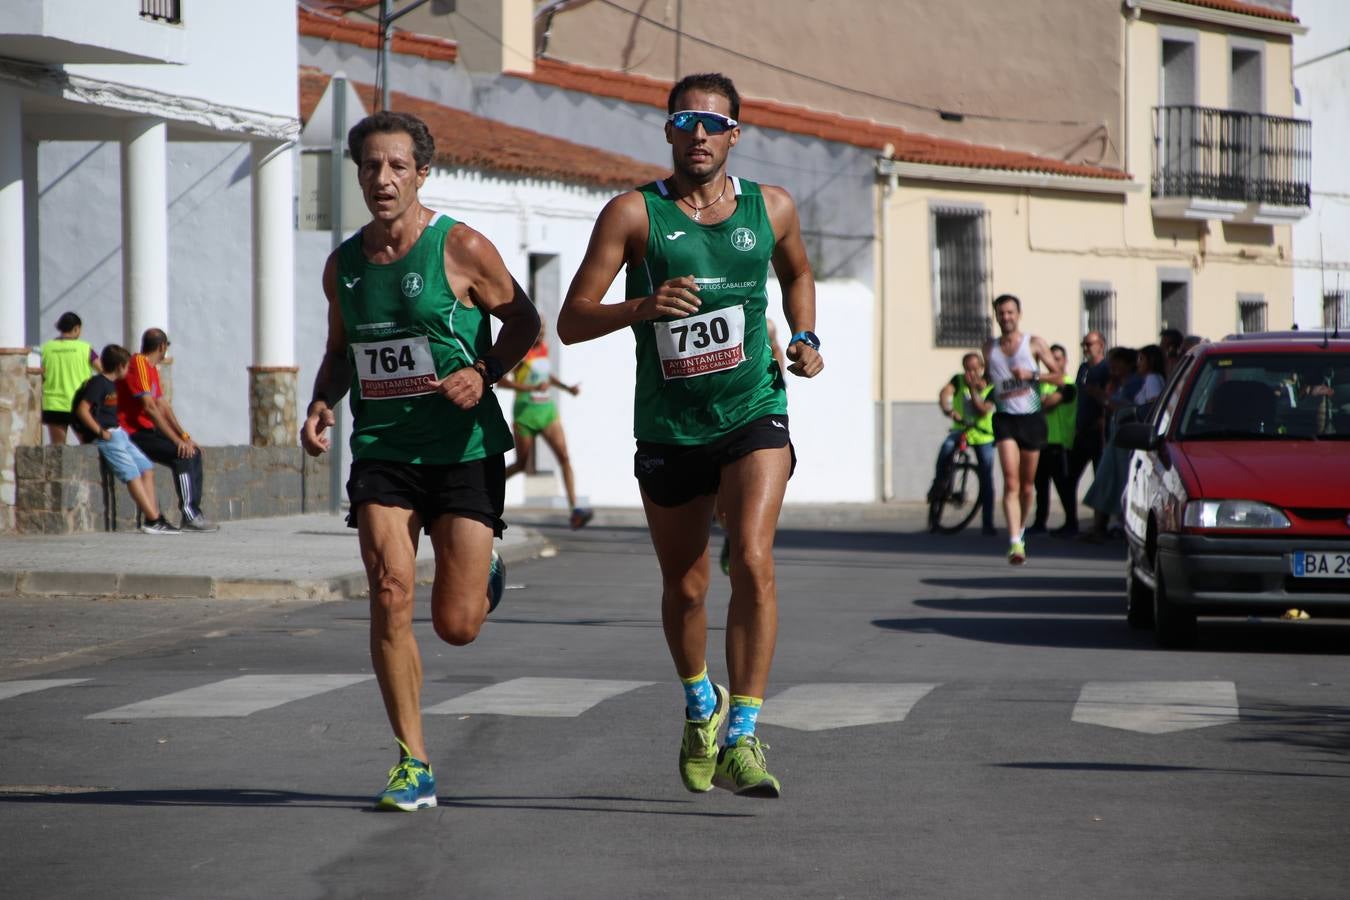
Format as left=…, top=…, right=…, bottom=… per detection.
left=377, top=0, right=442, bottom=110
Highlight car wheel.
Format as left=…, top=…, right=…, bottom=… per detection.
left=1153, top=569, right=1198, bottom=649
left=1126, top=560, right=1154, bottom=630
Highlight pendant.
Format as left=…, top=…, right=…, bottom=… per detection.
left=692, top=209, right=702, bottom=222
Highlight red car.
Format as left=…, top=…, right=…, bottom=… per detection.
left=1117, top=331, right=1350, bottom=647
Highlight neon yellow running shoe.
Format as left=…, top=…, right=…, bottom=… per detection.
left=1008, top=540, right=1027, bottom=566
left=714, top=735, right=781, bottom=798
left=375, top=739, right=437, bottom=811
left=679, top=682, right=729, bottom=792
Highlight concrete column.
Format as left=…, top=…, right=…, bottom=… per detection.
left=120, top=117, right=169, bottom=350
left=0, top=88, right=29, bottom=532
left=248, top=140, right=298, bottom=447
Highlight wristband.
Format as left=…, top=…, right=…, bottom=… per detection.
left=181, top=432, right=190, bottom=440
left=788, top=330, right=820, bottom=351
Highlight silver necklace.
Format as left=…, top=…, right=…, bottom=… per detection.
left=680, top=177, right=728, bottom=222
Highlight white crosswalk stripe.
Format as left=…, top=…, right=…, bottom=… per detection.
left=760, top=683, right=940, bottom=731
left=424, top=677, right=654, bottom=717
left=86, top=674, right=374, bottom=719
left=0, top=679, right=88, bottom=702
left=1072, top=681, right=1240, bottom=734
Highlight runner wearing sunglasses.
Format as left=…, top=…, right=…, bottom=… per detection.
left=558, top=72, right=823, bottom=798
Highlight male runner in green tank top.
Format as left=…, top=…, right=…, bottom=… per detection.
left=300, top=111, right=539, bottom=812
left=559, top=73, right=824, bottom=797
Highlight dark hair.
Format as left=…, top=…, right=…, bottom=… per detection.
left=992, top=293, right=1021, bottom=312
left=1138, top=343, right=1166, bottom=374
left=1050, top=343, right=1067, bottom=356
left=55, top=312, right=82, bottom=334
left=1159, top=327, right=1184, bottom=350
left=1108, top=346, right=1138, bottom=369
left=141, top=327, right=169, bottom=354
left=100, top=344, right=131, bottom=373
left=961, top=351, right=982, bottom=367
left=667, top=73, right=741, bottom=120
left=347, top=111, right=436, bottom=169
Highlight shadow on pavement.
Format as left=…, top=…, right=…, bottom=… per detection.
left=441, top=794, right=753, bottom=818
left=921, top=575, right=1121, bottom=593
left=995, top=761, right=1349, bottom=778
left=913, top=594, right=1122, bottom=616
left=873, top=614, right=1350, bottom=654
left=0, top=788, right=369, bottom=809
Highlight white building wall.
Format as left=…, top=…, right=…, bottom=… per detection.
left=66, top=3, right=298, bottom=123
left=37, top=139, right=258, bottom=445
left=1293, top=0, right=1350, bottom=327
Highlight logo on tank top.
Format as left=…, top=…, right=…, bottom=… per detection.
left=401, top=272, right=424, bottom=299
left=731, top=228, right=757, bottom=252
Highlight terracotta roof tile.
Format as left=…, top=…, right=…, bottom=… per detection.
left=1173, top=0, right=1299, bottom=23
left=298, top=5, right=457, bottom=62
left=299, top=68, right=668, bottom=190
left=516, top=59, right=1130, bottom=182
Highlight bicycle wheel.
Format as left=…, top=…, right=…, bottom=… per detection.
left=931, top=457, right=981, bottom=534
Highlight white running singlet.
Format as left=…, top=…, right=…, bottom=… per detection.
left=987, top=334, right=1042, bottom=414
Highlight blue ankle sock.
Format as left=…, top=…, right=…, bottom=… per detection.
left=681, top=668, right=716, bottom=720
left=725, top=695, right=763, bottom=745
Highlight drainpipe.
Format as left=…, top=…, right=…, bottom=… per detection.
left=875, top=147, right=898, bottom=501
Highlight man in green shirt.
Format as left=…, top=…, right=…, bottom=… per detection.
left=559, top=72, right=823, bottom=798
left=300, top=111, right=539, bottom=812
left=1027, top=343, right=1079, bottom=535
left=929, top=352, right=996, bottom=535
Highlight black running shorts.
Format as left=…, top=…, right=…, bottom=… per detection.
left=634, top=414, right=796, bottom=508
left=993, top=411, right=1048, bottom=451
left=346, top=455, right=506, bottom=536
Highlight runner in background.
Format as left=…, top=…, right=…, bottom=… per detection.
left=500, top=325, right=594, bottom=529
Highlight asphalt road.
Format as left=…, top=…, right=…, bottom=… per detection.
left=3, top=520, right=1348, bottom=899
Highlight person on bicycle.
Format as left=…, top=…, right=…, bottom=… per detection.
left=929, top=352, right=996, bottom=535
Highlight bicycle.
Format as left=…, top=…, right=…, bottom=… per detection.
left=927, top=422, right=982, bottom=534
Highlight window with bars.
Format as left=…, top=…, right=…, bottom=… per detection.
left=1081, top=285, right=1116, bottom=347
left=140, top=1, right=181, bottom=23
left=930, top=206, right=992, bottom=347
left=1325, top=291, right=1348, bottom=330
left=1237, top=295, right=1267, bottom=333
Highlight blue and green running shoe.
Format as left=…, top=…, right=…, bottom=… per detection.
left=679, top=682, right=729, bottom=792
left=375, top=739, right=437, bottom=811
left=487, top=549, right=505, bottom=614
left=713, top=735, right=781, bottom=798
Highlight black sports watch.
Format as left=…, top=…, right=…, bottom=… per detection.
left=789, top=330, right=820, bottom=351
left=473, top=355, right=505, bottom=385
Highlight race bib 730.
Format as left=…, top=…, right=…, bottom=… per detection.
left=653, top=306, right=746, bottom=380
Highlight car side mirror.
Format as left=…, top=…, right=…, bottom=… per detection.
left=1115, top=421, right=1159, bottom=451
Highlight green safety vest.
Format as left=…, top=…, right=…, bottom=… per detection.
left=41, top=338, right=94, bottom=412
left=335, top=212, right=511, bottom=464
left=950, top=375, right=995, bottom=445
left=1039, top=381, right=1077, bottom=449
left=623, top=177, right=786, bottom=444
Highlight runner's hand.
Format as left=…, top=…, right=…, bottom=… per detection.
left=300, top=403, right=335, bottom=456
left=786, top=341, right=823, bottom=378
left=433, top=367, right=485, bottom=411
left=637, top=276, right=701, bottom=320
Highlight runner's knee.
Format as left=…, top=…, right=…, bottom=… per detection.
left=368, top=568, right=416, bottom=623
left=432, top=605, right=481, bottom=646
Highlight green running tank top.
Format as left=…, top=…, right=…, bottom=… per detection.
left=623, top=177, right=786, bottom=444
left=336, top=212, right=511, bottom=464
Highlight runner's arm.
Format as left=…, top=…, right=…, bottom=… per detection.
left=1032, top=335, right=1064, bottom=383
left=558, top=192, right=701, bottom=344
left=301, top=253, right=351, bottom=456
left=764, top=185, right=822, bottom=378
left=436, top=224, right=541, bottom=410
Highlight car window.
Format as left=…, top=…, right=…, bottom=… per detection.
left=1177, top=352, right=1350, bottom=440
left=1154, top=356, right=1193, bottom=436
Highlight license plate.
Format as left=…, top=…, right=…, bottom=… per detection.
left=1290, top=551, right=1350, bottom=578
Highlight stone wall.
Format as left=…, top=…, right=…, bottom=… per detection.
left=12, top=444, right=332, bottom=534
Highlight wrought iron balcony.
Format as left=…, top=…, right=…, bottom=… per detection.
left=140, top=0, right=181, bottom=23
left=1152, top=105, right=1310, bottom=223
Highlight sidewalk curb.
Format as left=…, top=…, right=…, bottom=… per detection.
left=0, top=530, right=554, bottom=603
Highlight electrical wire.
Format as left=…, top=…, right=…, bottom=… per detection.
left=593, top=0, right=1100, bottom=128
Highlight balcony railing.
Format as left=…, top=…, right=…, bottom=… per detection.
left=140, top=0, right=181, bottom=23
left=1152, top=105, right=1310, bottom=209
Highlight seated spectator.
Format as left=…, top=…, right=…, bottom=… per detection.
left=73, top=344, right=179, bottom=534
left=40, top=311, right=98, bottom=445
left=115, top=328, right=218, bottom=532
